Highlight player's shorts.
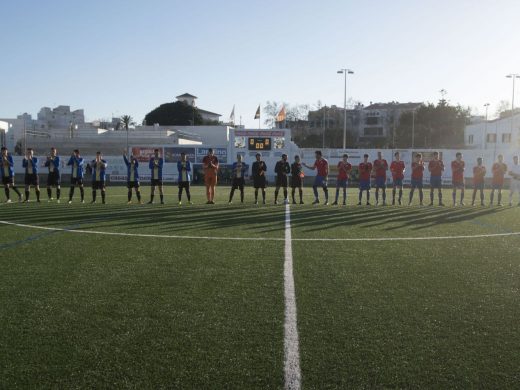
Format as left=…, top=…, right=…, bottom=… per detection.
left=178, top=181, right=190, bottom=190
left=411, top=178, right=423, bottom=189
left=474, top=182, right=484, bottom=190
left=291, top=176, right=303, bottom=188
left=452, top=180, right=465, bottom=189
left=92, top=180, right=106, bottom=190
left=25, top=173, right=39, bottom=186
left=430, top=175, right=442, bottom=188
left=127, top=181, right=140, bottom=189
left=313, top=175, right=327, bottom=188
left=253, top=176, right=266, bottom=189
left=71, top=177, right=83, bottom=186
left=205, top=175, right=217, bottom=186
left=336, top=178, right=348, bottom=189
left=151, top=179, right=163, bottom=186
left=359, top=179, right=371, bottom=191
left=491, top=182, right=503, bottom=190
left=276, top=175, right=288, bottom=187
left=375, top=177, right=386, bottom=188
left=2, top=176, right=14, bottom=186
left=47, top=172, right=61, bottom=186
left=393, top=178, right=403, bottom=187
left=231, top=177, right=244, bottom=190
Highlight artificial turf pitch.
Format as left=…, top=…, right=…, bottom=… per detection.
left=0, top=185, right=519, bottom=388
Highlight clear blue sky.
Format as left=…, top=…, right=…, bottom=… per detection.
left=1, top=0, right=519, bottom=127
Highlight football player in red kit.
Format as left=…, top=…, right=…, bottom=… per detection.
left=358, top=154, right=373, bottom=206
left=390, top=152, right=405, bottom=205
left=451, top=152, right=465, bottom=206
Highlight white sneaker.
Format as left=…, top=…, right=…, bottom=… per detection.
left=57, top=199, right=60, bottom=204
left=6, top=199, right=12, bottom=204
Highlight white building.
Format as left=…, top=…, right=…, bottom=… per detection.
left=464, top=113, right=520, bottom=150
left=176, top=93, right=221, bottom=123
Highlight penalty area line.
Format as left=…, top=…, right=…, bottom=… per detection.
left=284, top=204, right=301, bottom=390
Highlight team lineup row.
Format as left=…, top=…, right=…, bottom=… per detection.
left=2, top=147, right=520, bottom=207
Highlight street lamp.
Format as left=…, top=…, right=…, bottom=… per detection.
left=484, top=103, right=490, bottom=149
left=506, top=74, right=520, bottom=136
left=337, top=68, right=354, bottom=149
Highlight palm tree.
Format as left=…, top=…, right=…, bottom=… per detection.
left=120, top=115, right=134, bottom=153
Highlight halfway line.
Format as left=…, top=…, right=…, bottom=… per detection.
left=283, top=204, right=301, bottom=390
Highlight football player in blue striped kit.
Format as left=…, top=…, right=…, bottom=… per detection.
left=123, top=151, right=142, bottom=204
left=229, top=154, right=248, bottom=204
left=177, top=152, right=193, bottom=205
left=1, top=147, right=22, bottom=203
left=67, top=149, right=85, bottom=204
left=148, top=149, right=164, bottom=204
left=22, top=148, right=41, bottom=202
left=91, top=151, right=108, bottom=204
left=45, top=147, right=61, bottom=203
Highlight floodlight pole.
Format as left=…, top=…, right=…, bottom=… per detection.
left=337, top=68, right=354, bottom=149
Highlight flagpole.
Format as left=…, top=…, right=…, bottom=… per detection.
left=259, top=103, right=261, bottom=130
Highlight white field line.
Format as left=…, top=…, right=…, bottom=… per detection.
left=284, top=204, right=301, bottom=390
left=1, top=220, right=520, bottom=242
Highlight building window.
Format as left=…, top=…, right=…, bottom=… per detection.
left=364, top=127, right=384, bottom=136
left=468, top=135, right=474, bottom=144
left=502, top=133, right=511, bottom=143
left=365, top=117, right=379, bottom=125
left=486, top=134, right=497, bottom=143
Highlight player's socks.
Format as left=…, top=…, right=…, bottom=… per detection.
left=398, top=189, right=403, bottom=204
left=56, top=188, right=61, bottom=200
left=149, top=192, right=154, bottom=203
left=291, top=189, right=296, bottom=204
left=375, top=190, right=379, bottom=204
left=359, top=190, right=363, bottom=203
left=69, top=187, right=75, bottom=201
left=186, top=188, right=191, bottom=202
left=366, top=190, right=370, bottom=205
left=36, top=190, right=40, bottom=202
left=312, top=185, right=319, bottom=200
left=299, top=190, right=303, bottom=204
left=101, top=191, right=106, bottom=204
left=323, top=187, right=328, bottom=203
left=283, top=188, right=288, bottom=201
left=419, top=190, right=424, bottom=204
left=136, top=191, right=141, bottom=202
left=5, top=187, right=9, bottom=200
left=12, top=186, right=21, bottom=198
left=430, top=191, right=434, bottom=204
left=25, top=190, right=30, bottom=201
left=128, top=190, right=132, bottom=202
left=262, top=189, right=266, bottom=203
left=392, top=189, right=396, bottom=204
left=160, top=194, right=164, bottom=204
left=254, top=189, right=258, bottom=203
left=240, top=190, right=244, bottom=203
left=498, top=192, right=502, bottom=205
left=47, top=188, right=52, bottom=199
left=408, top=189, right=414, bottom=205
left=80, top=187, right=84, bottom=202
left=274, top=189, right=279, bottom=203
left=438, top=190, right=444, bottom=206
left=229, top=188, right=234, bottom=203
left=382, top=190, right=386, bottom=204
left=92, top=190, right=97, bottom=203
left=452, top=190, right=456, bottom=205
left=460, top=190, right=464, bottom=204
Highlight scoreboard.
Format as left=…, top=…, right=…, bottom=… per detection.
left=248, top=137, right=272, bottom=151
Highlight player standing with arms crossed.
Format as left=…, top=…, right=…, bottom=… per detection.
left=390, top=151, right=405, bottom=206
left=290, top=155, right=304, bottom=205
left=409, top=153, right=425, bottom=205
left=358, top=154, right=372, bottom=206
left=148, top=149, right=164, bottom=204
left=332, top=154, right=352, bottom=206
left=177, top=152, right=193, bottom=205
left=428, top=151, right=445, bottom=206
left=451, top=152, right=466, bottom=206
left=490, top=154, right=507, bottom=206
left=373, top=151, right=388, bottom=206
left=91, top=152, right=107, bottom=204
left=1, top=147, right=22, bottom=203
left=228, top=154, right=247, bottom=204
left=67, top=149, right=85, bottom=204
left=274, top=154, right=290, bottom=204
left=22, top=148, right=41, bottom=203
left=251, top=153, right=267, bottom=205
left=508, top=155, right=520, bottom=207
left=45, top=147, right=61, bottom=203
left=303, top=150, right=329, bottom=205
left=202, top=148, right=219, bottom=204
left=471, top=157, right=486, bottom=206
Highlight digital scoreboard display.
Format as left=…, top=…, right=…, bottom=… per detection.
left=248, top=137, right=272, bottom=151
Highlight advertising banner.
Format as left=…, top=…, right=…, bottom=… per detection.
left=164, top=147, right=196, bottom=163
left=131, top=147, right=161, bottom=162
left=196, top=147, right=227, bottom=163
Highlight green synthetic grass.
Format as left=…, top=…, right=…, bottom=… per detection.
left=1, top=186, right=519, bottom=388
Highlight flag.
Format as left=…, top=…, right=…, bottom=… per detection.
left=275, top=105, right=286, bottom=122
left=230, top=105, right=235, bottom=122
left=254, top=105, right=261, bottom=119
